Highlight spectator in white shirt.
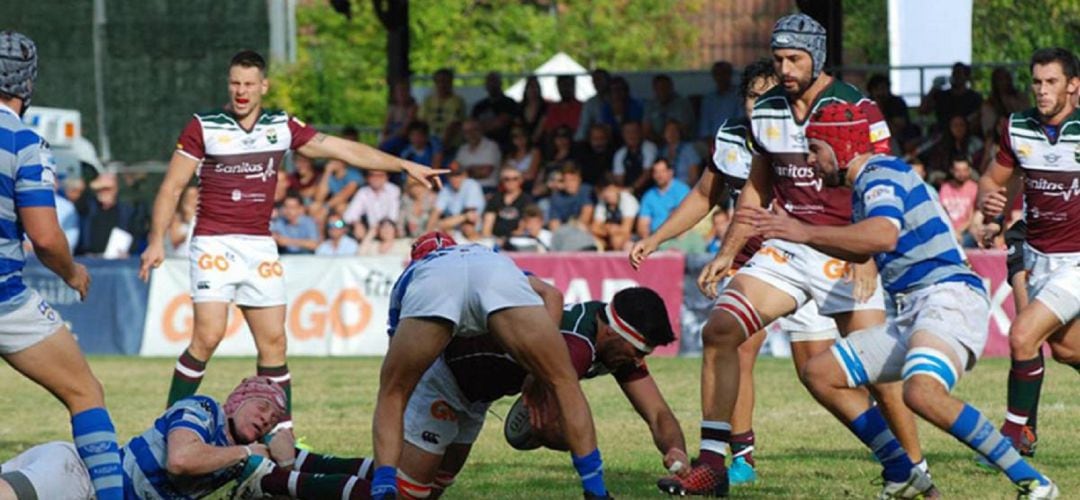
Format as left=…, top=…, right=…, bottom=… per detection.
left=342, top=169, right=401, bottom=226
left=454, top=118, right=502, bottom=190
left=591, top=174, right=639, bottom=251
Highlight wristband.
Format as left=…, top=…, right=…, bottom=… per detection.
left=243, top=445, right=252, bottom=458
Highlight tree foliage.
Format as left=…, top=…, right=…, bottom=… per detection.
left=266, top=0, right=702, bottom=128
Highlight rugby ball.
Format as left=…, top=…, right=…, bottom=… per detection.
left=503, top=396, right=542, bottom=450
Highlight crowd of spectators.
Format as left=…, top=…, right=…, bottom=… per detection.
left=51, top=62, right=1038, bottom=260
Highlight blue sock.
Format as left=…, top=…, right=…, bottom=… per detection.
left=370, top=465, right=398, bottom=497
left=849, top=407, right=914, bottom=483
left=572, top=449, right=607, bottom=497
left=71, top=408, right=123, bottom=500
left=949, top=404, right=1046, bottom=485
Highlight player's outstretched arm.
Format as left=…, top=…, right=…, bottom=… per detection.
left=629, top=168, right=722, bottom=270
left=140, top=152, right=200, bottom=281
left=618, top=376, right=688, bottom=474
left=298, top=133, right=448, bottom=189
left=165, top=428, right=268, bottom=476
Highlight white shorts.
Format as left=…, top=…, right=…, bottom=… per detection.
left=0, top=441, right=93, bottom=500
left=400, top=248, right=543, bottom=338
left=737, top=239, right=886, bottom=316
left=189, top=235, right=285, bottom=307
left=831, top=282, right=989, bottom=388
left=404, top=358, right=490, bottom=455
left=1024, top=244, right=1080, bottom=324
left=717, top=274, right=838, bottom=342
left=0, top=289, right=64, bottom=354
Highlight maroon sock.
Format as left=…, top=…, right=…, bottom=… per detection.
left=699, top=421, right=730, bottom=470
left=730, top=430, right=755, bottom=467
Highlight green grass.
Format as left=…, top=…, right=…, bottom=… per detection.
left=0, top=357, right=1076, bottom=499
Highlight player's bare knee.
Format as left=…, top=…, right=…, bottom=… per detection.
left=701, top=314, right=742, bottom=351
left=901, top=375, right=945, bottom=416
left=1008, top=322, right=1045, bottom=358
left=800, top=353, right=838, bottom=395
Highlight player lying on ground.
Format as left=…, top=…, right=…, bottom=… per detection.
left=371, top=232, right=612, bottom=499
left=356, top=285, right=686, bottom=499
left=0, top=377, right=379, bottom=500
left=741, top=102, right=1059, bottom=499
left=138, top=49, right=446, bottom=436
left=0, top=30, right=123, bottom=500
left=654, top=14, right=921, bottom=497
left=976, top=47, right=1080, bottom=458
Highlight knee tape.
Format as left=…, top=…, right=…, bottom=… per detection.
left=397, top=470, right=433, bottom=499
left=433, top=470, right=456, bottom=492
left=831, top=338, right=871, bottom=388
left=902, top=347, right=958, bottom=392
left=714, top=289, right=763, bottom=337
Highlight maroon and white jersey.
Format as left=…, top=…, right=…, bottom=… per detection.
left=996, top=108, right=1080, bottom=254
left=750, top=81, right=891, bottom=226
left=176, top=108, right=317, bottom=237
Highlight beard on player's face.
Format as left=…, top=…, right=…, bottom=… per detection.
left=809, top=141, right=844, bottom=188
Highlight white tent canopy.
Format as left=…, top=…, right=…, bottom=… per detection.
left=505, top=52, right=596, bottom=102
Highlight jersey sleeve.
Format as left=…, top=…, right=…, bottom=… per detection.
left=995, top=119, right=1018, bottom=169
left=859, top=99, right=892, bottom=154
left=14, top=133, right=57, bottom=208
left=857, top=168, right=908, bottom=229
left=713, top=120, right=751, bottom=179
left=562, top=333, right=595, bottom=378
left=175, top=116, right=205, bottom=161
left=288, top=114, right=319, bottom=150
left=613, top=359, right=650, bottom=383
left=164, top=399, right=216, bottom=442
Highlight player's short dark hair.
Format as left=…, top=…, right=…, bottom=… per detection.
left=611, top=287, right=675, bottom=348
left=230, top=50, right=267, bottom=75
left=523, top=204, right=544, bottom=219
left=867, top=73, right=889, bottom=91
left=596, top=172, right=621, bottom=190
left=740, top=58, right=777, bottom=99
left=559, top=161, right=581, bottom=176
left=406, top=121, right=430, bottom=135
left=1030, top=47, right=1079, bottom=80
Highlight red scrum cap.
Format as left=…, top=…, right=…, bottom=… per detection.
left=805, top=102, right=871, bottom=169
left=410, top=231, right=457, bottom=261
left=224, top=376, right=287, bottom=422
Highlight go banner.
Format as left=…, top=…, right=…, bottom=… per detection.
left=140, top=256, right=405, bottom=356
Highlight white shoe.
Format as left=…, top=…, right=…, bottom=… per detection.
left=878, top=466, right=939, bottom=500
left=231, top=455, right=274, bottom=500
left=1017, top=478, right=1059, bottom=500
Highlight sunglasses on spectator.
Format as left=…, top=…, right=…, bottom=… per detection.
left=327, top=220, right=347, bottom=229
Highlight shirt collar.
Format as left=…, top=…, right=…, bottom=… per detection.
left=0, top=102, right=19, bottom=118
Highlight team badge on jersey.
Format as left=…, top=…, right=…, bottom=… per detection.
left=266, top=128, right=278, bottom=144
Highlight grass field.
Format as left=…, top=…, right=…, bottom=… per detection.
left=0, top=356, right=1076, bottom=499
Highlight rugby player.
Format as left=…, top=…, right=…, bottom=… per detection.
left=977, top=47, right=1080, bottom=457
left=0, top=31, right=123, bottom=500
left=372, top=232, right=612, bottom=499
left=0, top=377, right=377, bottom=499
left=655, top=14, right=920, bottom=496
left=743, top=102, right=1059, bottom=499
left=138, top=50, right=446, bottom=434
left=631, top=58, right=845, bottom=485
left=383, top=285, right=684, bottom=499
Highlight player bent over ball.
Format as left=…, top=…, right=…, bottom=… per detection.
left=374, top=287, right=686, bottom=499
left=741, top=102, right=1058, bottom=499
left=372, top=233, right=612, bottom=499
left=0, top=377, right=376, bottom=500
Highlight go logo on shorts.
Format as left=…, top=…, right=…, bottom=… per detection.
left=197, top=254, right=229, bottom=271
left=823, top=259, right=851, bottom=280
left=258, top=261, right=284, bottom=278
left=430, top=400, right=458, bottom=422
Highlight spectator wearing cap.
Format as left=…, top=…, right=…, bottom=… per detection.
left=77, top=173, right=136, bottom=256
left=575, top=69, right=611, bottom=141
left=471, top=71, right=519, bottom=148
left=659, top=119, right=702, bottom=185
left=315, top=213, right=360, bottom=256
left=419, top=68, right=466, bottom=149
left=429, top=162, right=485, bottom=235
left=482, top=166, right=533, bottom=245
left=698, top=61, right=743, bottom=141
left=537, top=75, right=583, bottom=144
left=637, top=158, right=691, bottom=239
left=919, top=62, right=983, bottom=132
left=572, top=123, right=616, bottom=186
left=400, top=121, right=444, bottom=168
left=454, top=118, right=502, bottom=190
left=546, top=162, right=594, bottom=231
left=590, top=174, right=638, bottom=251
left=612, top=120, right=658, bottom=195
left=643, top=74, right=695, bottom=144
left=342, top=169, right=400, bottom=228
left=271, top=192, right=320, bottom=254
left=378, top=79, right=418, bottom=155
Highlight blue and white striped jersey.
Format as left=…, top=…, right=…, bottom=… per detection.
left=852, top=156, right=984, bottom=297
left=0, top=104, right=57, bottom=311
left=121, top=396, right=238, bottom=499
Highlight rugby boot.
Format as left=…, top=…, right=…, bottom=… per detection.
left=657, top=461, right=729, bottom=497
left=878, top=466, right=939, bottom=500
left=728, top=456, right=757, bottom=486
left=231, top=455, right=274, bottom=499
left=1016, top=478, right=1060, bottom=500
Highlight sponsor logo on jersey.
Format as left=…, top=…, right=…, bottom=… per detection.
left=791, top=131, right=806, bottom=146
left=1074, top=143, right=1080, bottom=163
left=231, top=189, right=242, bottom=202
left=766, top=126, right=781, bottom=141
left=1027, top=176, right=1080, bottom=202
left=863, top=184, right=896, bottom=206
left=242, top=136, right=257, bottom=150
left=1044, top=152, right=1061, bottom=165
left=213, top=158, right=276, bottom=182
left=1017, top=143, right=1033, bottom=159
left=217, top=135, right=232, bottom=144
left=775, top=163, right=823, bottom=191
left=421, top=431, right=440, bottom=444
